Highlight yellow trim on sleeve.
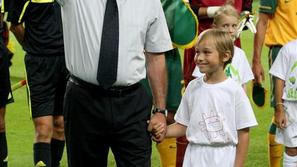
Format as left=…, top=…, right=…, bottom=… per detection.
left=18, top=1, right=30, bottom=23
left=173, top=0, right=199, bottom=49
left=18, top=0, right=55, bottom=23
left=1, top=0, right=4, bottom=13
left=31, top=0, right=54, bottom=3
left=259, top=5, right=272, bottom=10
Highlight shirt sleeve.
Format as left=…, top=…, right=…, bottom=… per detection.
left=144, top=0, right=172, bottom=53
left=259, top=0, right=277, bottom=14
left=239, top=50, right=254, bottom=84
left=6, top=0, right=24, bottom=24
left=269, top=47, right=288, bottom=81
left=174, top=84, right=191, bottom=126
left=235, top=87, right=258, bottom=130
left=2, top=0, right=12, bottom=12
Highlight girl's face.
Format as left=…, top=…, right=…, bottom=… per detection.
left=194, top=38, right=224, bottom=76
left=214, top=15, right=238, bottom=39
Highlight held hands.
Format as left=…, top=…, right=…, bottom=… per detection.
left=147, top=113, right=167, bottom=142
left=274, top=103, right=287, bottom=129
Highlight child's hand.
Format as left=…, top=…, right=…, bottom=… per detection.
left=274, top=104, right=287, bottom=129
left=147, top=119, right=166, bottom=142
left=152, top=122, right=166, bottom=141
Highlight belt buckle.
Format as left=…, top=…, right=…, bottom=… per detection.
left=69, top=77, right=79, bottom=86
left=109, top=87, right=123, bottom=96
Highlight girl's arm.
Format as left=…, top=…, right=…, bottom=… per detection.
left=235, top=128, right=250, bottom=167
left=166, top=122, right=187, bottom=138
left=274, top=77, right=287, bottom=129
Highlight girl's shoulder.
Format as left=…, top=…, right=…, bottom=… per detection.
left=234, top=46, right=246, bottom=57
left=187, top=77, right=203, bottom=89
left=232, top=46, right=249, bottom=65
left=223, top=78, right=244, bottom=93
left=282, top=40, right=297, bottom=53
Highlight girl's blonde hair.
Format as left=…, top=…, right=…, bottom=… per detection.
left=197, top=29, right=234, bottom=66
left=213, top=5, right=239, bottom=25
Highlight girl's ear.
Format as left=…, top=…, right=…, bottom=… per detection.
left=222, top=50, right=232, bottom=63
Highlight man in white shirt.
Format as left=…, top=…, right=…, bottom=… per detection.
left=61, top=0, right=172, bottom=166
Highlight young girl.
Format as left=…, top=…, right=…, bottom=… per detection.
left=269, top=39, right=297, bottom=167
left=192, top=5, right=254, bottom=92
left=160, top=29, right=258, bottom=167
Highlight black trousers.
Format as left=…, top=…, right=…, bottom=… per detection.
left=64, top=76, right=153, bottom=167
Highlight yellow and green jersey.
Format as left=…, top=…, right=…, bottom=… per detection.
left=259, top=0, right=297, bottom=46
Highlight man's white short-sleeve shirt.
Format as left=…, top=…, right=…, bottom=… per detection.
left=61, top=0, right=172, bottom=86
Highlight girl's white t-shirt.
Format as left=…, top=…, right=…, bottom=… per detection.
left=175, top=77, right=258, bottom=145
left=269, top=40, right=297, bottom=101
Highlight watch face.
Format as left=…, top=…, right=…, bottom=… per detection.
left=153, top=108, right=167, bottom=117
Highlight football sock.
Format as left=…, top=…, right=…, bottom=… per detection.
left=268, top=132, right=283, bottom=167
left=34, top=142, right=51, bottom=167
left=176, top=136, right=188, bottom=167
left=0, top=132, right=8, bottom=167
left=51, top=138, right=65, bottom=167
left=157, top=138, right=176, bottom=167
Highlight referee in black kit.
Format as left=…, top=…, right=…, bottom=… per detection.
left=0, top=0, right=12, bottom=166
left=7, top=0, right=68, bottom=166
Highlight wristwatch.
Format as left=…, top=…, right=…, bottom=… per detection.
left=152, top=107, right=168, bottom=117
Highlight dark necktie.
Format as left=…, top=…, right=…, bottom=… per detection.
left=97, top=0, right=119, bottom=88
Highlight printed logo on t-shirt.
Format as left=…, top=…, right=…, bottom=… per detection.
left=287, top=61, right=297, bottom=100
left=199, top=112, right=226, bottom=142
left=225, top=64, right=241, bottom=84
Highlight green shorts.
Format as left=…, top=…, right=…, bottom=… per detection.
left=269, top=45, right=282, bottom=107
left=141, top=48, right=183, bottom=112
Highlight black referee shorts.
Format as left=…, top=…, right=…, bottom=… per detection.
left=0, top=49, right=10, bottom=108
left=25, top=53, right=68, bottom=118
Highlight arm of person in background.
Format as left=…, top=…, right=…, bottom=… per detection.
left=235, top=128, right=250, bottom=167
left=274, top=77, right=287, bottom=129
left=190, top=1, right=233, bottom=19
left=252, top=13, right=270, bottom=84
left=190, top=5, right=220, bottom=19
left=10, top=23, right=25, bottom=47
left=145, top=52, right=168, bottom=142
left=0, top=14, right=3, bottom=25
left=226, top=0, right=234, bottom=5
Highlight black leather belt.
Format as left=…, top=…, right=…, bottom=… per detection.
left=69, top=75, right=140, bottom=97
